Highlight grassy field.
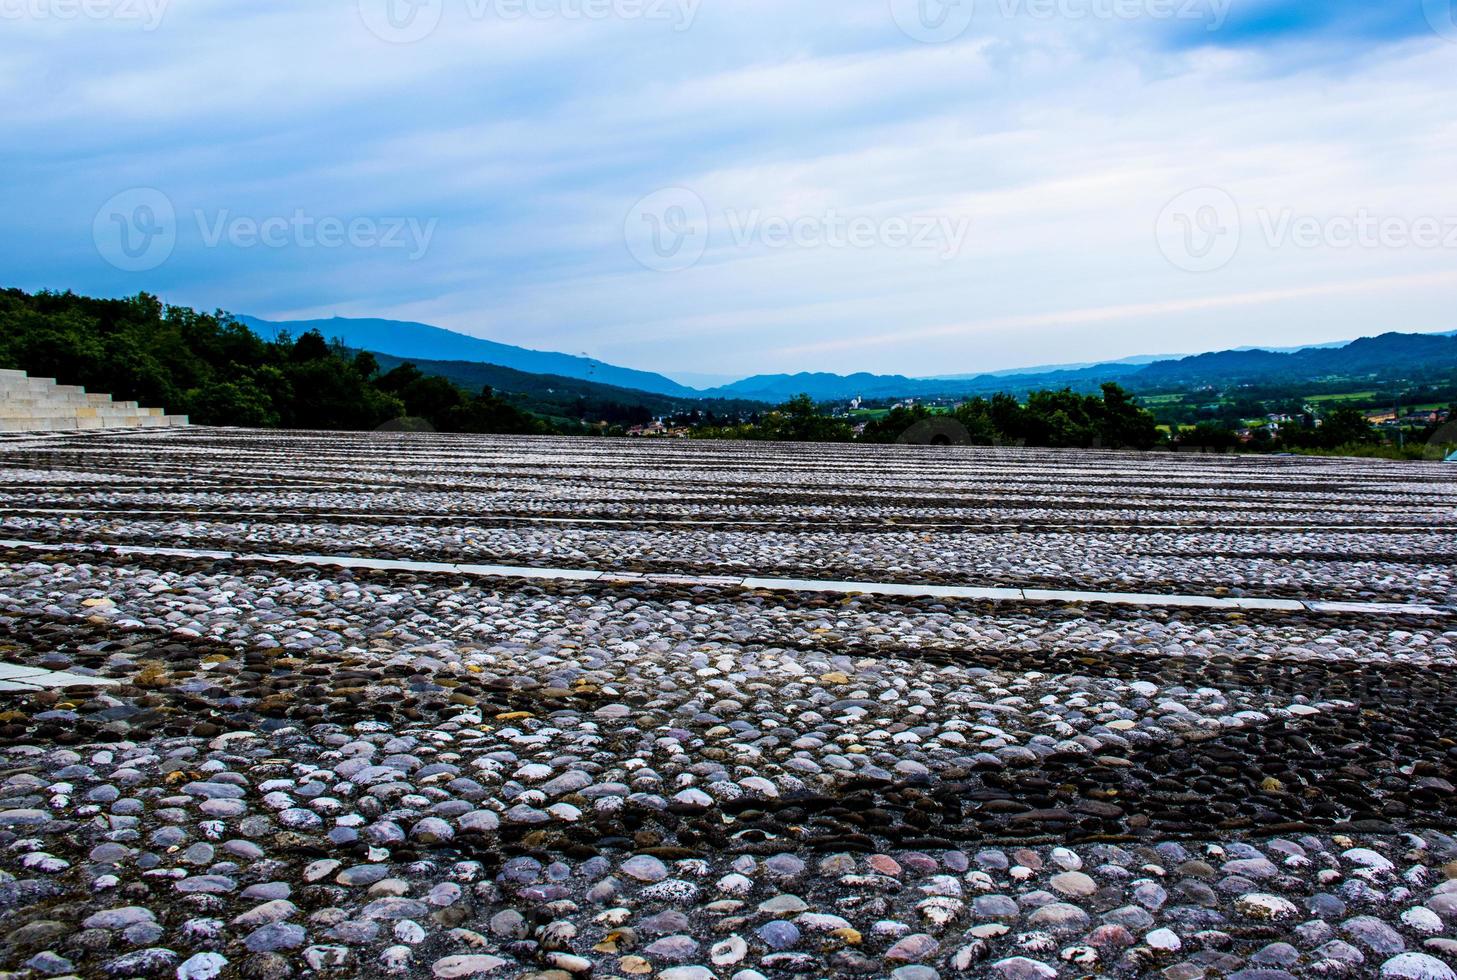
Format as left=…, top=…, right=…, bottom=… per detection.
left=1306, top=391, right=1379, bottom=404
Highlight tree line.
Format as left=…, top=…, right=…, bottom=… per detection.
left=2, top=287, right=1439, bottom=456
left=0, top=289, right=549, bottom=434
left=694, top=386, right=1163, bottom=449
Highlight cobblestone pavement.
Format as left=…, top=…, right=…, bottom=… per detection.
left=0, top=429, right=1454, bottom=979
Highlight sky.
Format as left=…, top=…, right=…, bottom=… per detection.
left=4, top=0, right=1457, bottom=383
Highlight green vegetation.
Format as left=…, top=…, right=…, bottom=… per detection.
left=1306, top=390, right=1379, bottom=403
left=2, top=287, right=1449, bottom=458
left=694, top=385, right=1160, bottom=449
left=0, top=289, right=547, bottom=434
left=366, top=351, right=764, bottom=430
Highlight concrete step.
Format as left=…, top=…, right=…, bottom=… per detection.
left=0, top=370, right=186, bottom=432
left=0, top=393, right=92, bottom=406
left=0, top=404, right=124, bottom=418
left=0, top=418, right=77, bottom=432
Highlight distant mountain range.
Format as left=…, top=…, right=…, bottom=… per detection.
left=704, top=331, right=1457, bottom=401
left=699, top=363, right=1145, bottom=401
left=363, top=351, right=766, bottom=420
left=236, top=315, right=697, bottom=398
left=1134, top=331, right=1457, bottom=388
left=240, top=313, right=1456, bottom=404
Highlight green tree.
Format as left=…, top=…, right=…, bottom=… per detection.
left=1320, top=405, right=1375, bottom=448
left=759, top=394, right=853, bottom=442
left=185, top=380, right=280, bottom=428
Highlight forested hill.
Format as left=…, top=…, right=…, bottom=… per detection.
left=239, top=314, right=697, bottom=397
left=364, top=351, right=765, bottom=427
left=1136, top=332, right=1457, bottom=387
left=0, top=289, right=548, bottom=433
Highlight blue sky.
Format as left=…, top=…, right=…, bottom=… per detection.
left=3, top=0, right=1456, bottom=381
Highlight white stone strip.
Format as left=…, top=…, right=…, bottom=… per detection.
left=0, top=507, right=1443, bottom=534
left=741, top=577, right=1025, bottom=602
left=0, top=662, right=118, bottom=691
left=0, top=538, right=1447, bottom=617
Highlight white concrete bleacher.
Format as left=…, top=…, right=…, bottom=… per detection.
left=0, top=368, right=187, bottom=432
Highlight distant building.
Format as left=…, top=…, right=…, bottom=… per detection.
left=626, top=420, right=669, bottom=437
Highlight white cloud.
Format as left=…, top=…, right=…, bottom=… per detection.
left=3, top=1, right=1455, bottom=376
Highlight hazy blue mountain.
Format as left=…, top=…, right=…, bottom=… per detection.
left=705, top=330, right=1457, bottom=402
left=662, top=370, right=742, bottom=389
left=704, top=372, right=927, bottom=401
left=362, top=351, right=766, bottom=422
left=236, top=315, right=697, bottom=398
left=239, top=313, right=1456, bottom=405
left=703, top=363, right=1146, bottom=401
left=1135, top=331, right=1457, bottom=386
left=930, top=354, right=1173, bottom=380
